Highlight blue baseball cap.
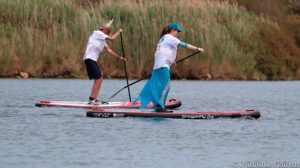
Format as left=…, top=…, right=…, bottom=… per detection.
left=168, top=22, right=183, bottom=32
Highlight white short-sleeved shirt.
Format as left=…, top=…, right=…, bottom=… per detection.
left=83, top=30, right=108, bottom=61
left=153, top=34, right=181, bottom=70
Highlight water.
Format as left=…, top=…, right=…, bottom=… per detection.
left=0, top=79, right=299, bottom=168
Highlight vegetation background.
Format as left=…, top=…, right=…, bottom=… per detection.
left=0, top=0, right=299, bottom=80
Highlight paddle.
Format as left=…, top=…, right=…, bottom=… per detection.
left=108, top=51, right=201, bottom=99
left=120, top=33, right=132, bottom=102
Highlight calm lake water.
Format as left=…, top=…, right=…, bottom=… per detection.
left=0, top=79, right=299, bottom=168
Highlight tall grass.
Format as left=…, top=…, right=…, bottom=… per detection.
left=0, top=0, right=299, bottom=79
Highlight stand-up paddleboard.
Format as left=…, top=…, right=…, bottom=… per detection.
left=86, top=109, right=260, bottom=119
left=35, top=99, right=182, bottom=109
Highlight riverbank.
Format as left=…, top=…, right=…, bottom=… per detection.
left=1, top=0, right=299, bottom=80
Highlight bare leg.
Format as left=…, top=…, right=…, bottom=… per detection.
left=95, top=77, right=103, bottom=100
left=90, top=78, right=102, bottom=100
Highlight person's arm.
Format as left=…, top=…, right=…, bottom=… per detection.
left=106, top=28, right=123, bottom=41
left=179, top=42, right=205, bottom=52
left=104, top=46, right=126, bottom=61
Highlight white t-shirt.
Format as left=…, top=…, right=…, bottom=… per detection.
left=153, top=34, right=181, bottom=70
left=83, top=30, right=108, bottom=61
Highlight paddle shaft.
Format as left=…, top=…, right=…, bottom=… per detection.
left=120, top=33, right=132, bottom=102
left=109, top=51, right=201, bottom=99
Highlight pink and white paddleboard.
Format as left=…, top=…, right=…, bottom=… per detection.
left=35, top=99, right=182, bottom=109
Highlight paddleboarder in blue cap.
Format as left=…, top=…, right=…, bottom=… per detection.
left=134, top=22, right=205, bottom=112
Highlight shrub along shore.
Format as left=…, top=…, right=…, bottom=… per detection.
left=0, top=0, right=299, bottom=80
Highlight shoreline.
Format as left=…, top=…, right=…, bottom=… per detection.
left=1, top=75, right=299, bottom=81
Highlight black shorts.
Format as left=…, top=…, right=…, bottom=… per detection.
left=84, top=59, right=102, bottom=79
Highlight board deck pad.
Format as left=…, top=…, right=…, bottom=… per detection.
left=35, top=99, right=182, bottom=109
left=86, top=109, right=261, bottom=119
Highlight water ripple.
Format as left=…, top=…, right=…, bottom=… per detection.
left=0, top=79, right=299, bottom=168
